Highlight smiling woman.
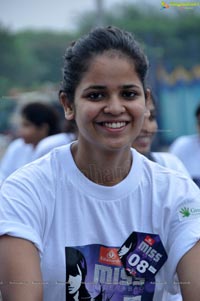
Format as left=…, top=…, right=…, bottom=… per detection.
left=60, top=52, right=147, bottom=166
left=0, top=26, right=200, bottom=301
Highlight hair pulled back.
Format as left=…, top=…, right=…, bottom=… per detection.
left=60, top=26, right=149, bottom=103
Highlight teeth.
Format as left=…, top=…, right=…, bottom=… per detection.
left=104, top=122, right=126, bottom=129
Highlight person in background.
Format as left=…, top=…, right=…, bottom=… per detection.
left=19, top=101, right=60, bottom=147
left=132, top=89, right=190, bottom=176
left=0, top=138, right=33, bottom=185
left=169, top=104, right=200, bottom=187
left=33, top=119, right=77, bottom=159
left=0, top=26, right=200, bottom=301
left=0, top=101, right=60, bottom=184
left=133, top=89, right=188, bottom=301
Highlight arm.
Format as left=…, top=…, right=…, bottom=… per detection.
left=0, top=235, right=43, bottom=301
left=177, top=240, right=200, bottom=301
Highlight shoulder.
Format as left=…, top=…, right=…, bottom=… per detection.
left=4, top=138, right=30, bottom=153
left=152, top=152, right=190, bottom=176
left=34, top=133, right=75, bottom=159
left=8, top=138, right=25, bottom=147
left=170, top=135, right=195, bottom=153
left=0, top=138, right=34, bottom=180
left=2, top=144, right=71, bottom=190
left=140, top=152, right=196, bottom=198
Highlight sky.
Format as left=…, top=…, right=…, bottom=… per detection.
left=0, top=0, right=158, bottom=32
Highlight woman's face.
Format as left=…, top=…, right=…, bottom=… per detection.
left=67, top=264, right=82, bottom=295
left=19, top=117, right=48, bottom=147
left=132, top=97, right=157, bottom=155
left=62, top=51, right=147, bottom=153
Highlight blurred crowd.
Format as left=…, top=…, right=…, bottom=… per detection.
left=0, top=100, right=77, bottom=185
left=0, top=93, right=200, bottom=189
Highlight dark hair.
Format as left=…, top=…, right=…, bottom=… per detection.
left=66, top=247, right=91, bottom=300
left=21, top=102, right=60, bottom=136
left=195, top=104, right=200, bottom=118
left=60, top=26, right=149, bottom=103
left=147, top=86, right=158, bottom=109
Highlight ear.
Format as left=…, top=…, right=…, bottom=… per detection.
left=59, top=92, right=75, bottom=120
left=144, top=88, right=151, bottom=118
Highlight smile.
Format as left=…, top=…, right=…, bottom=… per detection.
left=100, top=121, right=128, bottom=129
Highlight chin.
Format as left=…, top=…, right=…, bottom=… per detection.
left=100, top=143, right=129, bottom=153
left=134, top=146, right=150, bottom=155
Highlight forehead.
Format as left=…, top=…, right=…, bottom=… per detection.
left=90, top=49, right=135, bottom=68
left=79, top=51, right=141, bottom=86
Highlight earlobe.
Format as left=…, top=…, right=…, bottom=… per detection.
left=64, top=108, right=75, bottom=120
left=59, top=92, right=75, bottom=120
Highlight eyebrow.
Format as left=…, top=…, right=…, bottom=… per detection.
left=83, top=84, right=141, bottom=92
left=83, top=85, right=106, bottom=92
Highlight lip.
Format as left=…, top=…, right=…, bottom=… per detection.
left=137, top=134, right=152, bottom=139
left=135, top=135, right=152, bottom=146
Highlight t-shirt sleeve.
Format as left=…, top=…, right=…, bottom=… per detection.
left=0, top=160, right=55, bottom=256
left=165, top=176, right=200, bottom=292
left=169, top=137, right=187, bottom=157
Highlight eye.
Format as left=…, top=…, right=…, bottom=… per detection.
left=86, top=92, right=105, bottom=101
left=121, top=90, right=137, bottom=100
left=149, top=113, right=157, bottom=121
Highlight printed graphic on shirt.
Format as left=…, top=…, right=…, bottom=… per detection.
left=118, top=232, right=168, bottom=280
left=65, top=232, right=167, bottom=301
left=178, top=204, right=200, bottom=221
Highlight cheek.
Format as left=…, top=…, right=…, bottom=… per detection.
left=21, top=127, right=31, bottom=137
left=75, top=103, right=99, bottom=122
left=25, top=127, right=40, bottom=141
left=131, top=103, right=146, bottom=119
left=152, top=121, right=158, bottom=132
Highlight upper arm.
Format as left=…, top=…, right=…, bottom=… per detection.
left=177, top=240, right=200, bottom=301
left=0, top=235, right=43, bottom=301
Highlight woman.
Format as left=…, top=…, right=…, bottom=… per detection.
left=33, top=120, right=77, bottom=159
left=132, top=90, right=190, bottom=175
left=0, top=102, right=60, bottom=183
left=0, top=26, right=200, bottom=301
left=66, top=248, right=91, bottom=301
left=19, top=101, right=60, bottom=147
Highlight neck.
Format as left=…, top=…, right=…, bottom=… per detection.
left=74, top=291, right=79, bottom=301
left=71, top=142, right=132, bottom=186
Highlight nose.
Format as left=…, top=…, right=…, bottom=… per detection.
left=142, top=116, right=150, bottom=133
left=103, top=97, right=125, bottom=115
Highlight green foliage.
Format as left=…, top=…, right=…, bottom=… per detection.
left=0, top=26, right=74, bottom=94
left=0, top=97, right=17, bottom=132
left=0, top=5, right=200, bottom=95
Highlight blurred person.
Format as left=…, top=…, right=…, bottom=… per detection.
left=132, top=90, right=190, bottom=176
left=1, top=26, right=200, bottom=301
left=0, top=138, right=33, bottom=185
left=33, top=119, right=77, bottom=159
left=0, top=101, right=60, bottom=184
left=133, top=90, right=189, bottom=301
left=19, top=101, right=60, bottom=147
left=169, top=104, right=200, bottom=187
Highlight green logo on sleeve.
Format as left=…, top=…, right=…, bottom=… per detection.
left=179, top=207, right=190, bottom=218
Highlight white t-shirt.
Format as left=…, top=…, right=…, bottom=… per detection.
left=33, top=133, right=76, bottom=159
left=0, top=138, right=34, bottom=184
left=169, top=135, right=200, bottom=186
left=152, top=151, right=190, bottom=301
left=0, top=144, right=200, bottom=301
left=152, top=152, right=190, bottom=177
